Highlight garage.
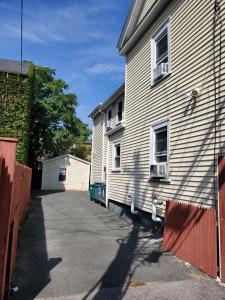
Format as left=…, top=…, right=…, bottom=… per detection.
left=41, top=154, right=90, bottom=191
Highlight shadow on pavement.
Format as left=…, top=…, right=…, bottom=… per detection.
left=82, top=221, right=163, bottom=300
left=10, top=194, right=62, bottom=300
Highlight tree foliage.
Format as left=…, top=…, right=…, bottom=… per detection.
left=29, top=66, right=91, bottom=167
left=71, top=137, right=92, bottom=162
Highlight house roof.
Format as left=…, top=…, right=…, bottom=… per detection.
left=89, top=83, right=125, bottom=119
left=0, top=59, right=30, bottom=75
left=117, top=0, right=170, bottom=55
left=43, top=154, right=91, bottom=165
left=117, top=0, right=144, bottom=50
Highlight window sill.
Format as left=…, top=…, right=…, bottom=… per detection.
left=106, top=122, right=125, bottom=136
left=148, top=177, right=171, bottom=184
left=151, top=72, right=171, bottom=88
left=112, top=169, right=122, bottom=173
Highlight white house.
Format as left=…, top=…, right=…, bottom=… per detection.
left=89, top=0, right=225, bottom=281
left=41, top=154, right=90, bottom=191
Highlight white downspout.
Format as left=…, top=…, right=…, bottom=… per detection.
left=152, top=199, right=163, bottom=222
left=90, top=117, right=95, bottom=185
left=105, top=138, right=109, bottom=208
left=128, top=194, right=138, bottom=215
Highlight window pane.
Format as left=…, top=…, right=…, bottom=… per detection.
left=156, top=155, right=167, bottom=163
left=156, top=32, right=168, bottom=64
left=115, top=157, right=120, bottom=168
left=108, top=110, right=112, bottom=120
left=118, top=111, right=122, bottom=122
left=118, top=101, right=123, bottom=112
left=155, top=126, right=167, bottom=154
left=116, top=145, right=120, bottom=157
left=118, top=101, right=123, bottom=121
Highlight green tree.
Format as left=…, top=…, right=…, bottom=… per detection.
left=71, top=137, right=92, bottom=161
left=29, top=66, right=91, bottom=167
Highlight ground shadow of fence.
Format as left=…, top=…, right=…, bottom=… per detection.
left=10, top=194, right=62, bottom=300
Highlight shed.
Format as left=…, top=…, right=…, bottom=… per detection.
left=41, top=154, right=90, bottom=191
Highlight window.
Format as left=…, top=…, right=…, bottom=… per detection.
left=152, top=20, right=170, bottom=83
left=117, top=100, right=123, bottom=123
left=155, top=126, right=167, bottom=163
left=58, top=167, right=67, bottom=182
left=150, top=120, right=169, bottom=179
left=107, top=108, right=112, bottom=129
left=112, top=140, right=121, bottom=171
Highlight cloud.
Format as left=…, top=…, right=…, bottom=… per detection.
left=86, top=63, right=124, bottom=75
left=0, top=0, right=118, bottom=44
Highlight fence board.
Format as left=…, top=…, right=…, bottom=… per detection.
left=7, top=163, right=32, bottom=297
left=218, top=156, right=225, bottom=282
left=163, top=201, right=217, bottom=278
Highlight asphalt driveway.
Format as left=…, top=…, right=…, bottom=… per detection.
left=11, top=191, right=225, bottom=300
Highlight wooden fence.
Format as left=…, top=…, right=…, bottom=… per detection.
left=163, top=201, right=217, bottom=278
left=0, top=138, right=32, bottom=299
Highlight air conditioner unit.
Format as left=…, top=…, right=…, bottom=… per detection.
left=154, top=63, right=168, bottom=80
left=150, top=163, right=167, bottom=178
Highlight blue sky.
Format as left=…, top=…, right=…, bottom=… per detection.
left=0, top=0, right=131, bottom=126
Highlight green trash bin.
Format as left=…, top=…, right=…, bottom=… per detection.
left=89, top=184, right=95, bottom=200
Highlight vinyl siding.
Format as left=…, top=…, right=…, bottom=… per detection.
left=107, top=0, right=225, bottom=216
left=137, top=0, right=156, bottom=25
left=91, top=113, right=104, bottom=183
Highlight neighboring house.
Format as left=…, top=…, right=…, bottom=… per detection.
left=0, top=59, right=34, bottom=165
left=90, top=83, right=125, bottom=186
left=41, top=154, right=91, bottom=191
left=90, top=0, right=225, bottom=279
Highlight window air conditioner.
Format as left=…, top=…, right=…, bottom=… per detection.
left=154, top=63, right=168, bottom=80
left=150, top=163, right=167, bottom=178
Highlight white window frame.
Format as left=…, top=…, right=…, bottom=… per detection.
left=151, top=19, right=171, bottom=84
left=112, top=139, right=121, bottom=171
left=150, top=119, right=170, bottom=179
left=117, top=100, right=123, bottom=124
left=57, top=165, right=67, bottom=183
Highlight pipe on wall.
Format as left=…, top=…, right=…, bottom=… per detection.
left=152, top=198, right=163, bottom=222
left=128, top=194, right=138, bottom=215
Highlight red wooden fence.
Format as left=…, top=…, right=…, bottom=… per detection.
left=163, top=201, right=217, bottom=278
left=0, top=138, right=17, bottom=300
left=0, top=138, right=32, bottom=299
left=7, top=163, right=32, bottom=293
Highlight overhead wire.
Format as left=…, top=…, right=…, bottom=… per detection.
left=20, top=0, right=23, bottom=76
